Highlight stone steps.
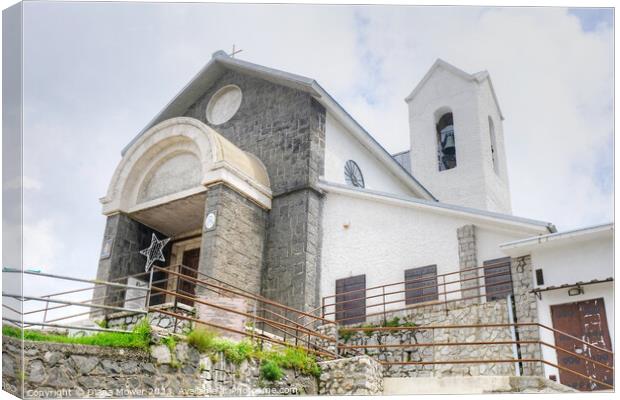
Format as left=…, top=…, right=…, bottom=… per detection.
left=383, top=375, right=577, bottom=394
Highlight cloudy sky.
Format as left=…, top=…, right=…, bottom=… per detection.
left=15, top=3, right=613, bottom=288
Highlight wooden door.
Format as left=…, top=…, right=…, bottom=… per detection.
left=551, top=298, right=613, bottom=391
left=335, top=275, right=366, bottom=325
left=178, top=248, right=200, bottom=306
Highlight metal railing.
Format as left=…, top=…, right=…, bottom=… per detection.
left=322, top=263, right=512, bottom=324
left=337, top=322, right=614, bottom=391
left=2, top=265, right=338, bottom=359
left=2, top=268, right=152, bottom=333
left=148, top=264, right=338, bottom=359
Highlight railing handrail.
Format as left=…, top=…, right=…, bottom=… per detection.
left=333, top=288, right=514, bottom=323
left=324, top=272, right=511, bottom=312
left=322, top=262, right=509, bottom=300
left=338, top=321, right=614, bottom=356
left=157, top=266, right=334, bottom=325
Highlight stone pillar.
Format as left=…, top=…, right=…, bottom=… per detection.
left=457, top=225, right=480, bottom=304
left=199, top=183, right=268, bottom=295
left=92, top=213, right=168, bottom=317
left=511, top=255, right=543, bottom=376
left=261, top=188, right=324, bottom=312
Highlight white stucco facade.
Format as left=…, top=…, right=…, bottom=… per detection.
left=318, top=182, right=549, bottom=317
left=406, top=60, right=511, bottom=214
left=500, top=224, right=614, bottom=380
left=323, top=112, right=415, bottom=197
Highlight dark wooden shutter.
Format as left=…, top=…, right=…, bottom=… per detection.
left=404, top=265, right=438, bottom=305
left=335, top=275, right=366, bottom=325
left=483, top=257, right=513, bottom=301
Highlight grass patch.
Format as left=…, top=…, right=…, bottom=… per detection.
left=259, top=360, right=283, bottom=382
left=186, top=327, right=320, bottom=380
left=2, top=318, right=152, bottom=350
left=338, top=328, right=354, bottom=342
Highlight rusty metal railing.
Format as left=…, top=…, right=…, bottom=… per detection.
left=337, top=322, right=614, bottom=391
left=2, top=268, right=154, bottom=333
left=146, top=265, right=338, bottom=359
left=322, top=263, right=513, bottom=325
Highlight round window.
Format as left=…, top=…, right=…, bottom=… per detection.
left=206, top=85, right=243, bottom=125
left=344, top=160, right=365, bottom=188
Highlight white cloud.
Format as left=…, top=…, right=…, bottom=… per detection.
left=334, top=7, right=613, bottom=229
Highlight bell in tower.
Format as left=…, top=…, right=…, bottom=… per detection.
left=437, top=113, right=456, bottom=170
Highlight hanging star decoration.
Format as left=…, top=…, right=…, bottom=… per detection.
left=140, top=233, right=170, bottom=272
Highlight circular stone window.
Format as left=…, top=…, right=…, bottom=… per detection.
left=344, top=160, right=365, bottom=188
left=206, top=85, right=242, bottom=125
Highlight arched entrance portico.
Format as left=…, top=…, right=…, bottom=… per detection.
left=94, top=117, right=271, bottom=311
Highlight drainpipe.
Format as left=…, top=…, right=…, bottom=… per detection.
left=507, top=294, right=522, bottom=376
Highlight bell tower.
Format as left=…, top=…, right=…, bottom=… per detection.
left=405, top=59, right=511, bottom=214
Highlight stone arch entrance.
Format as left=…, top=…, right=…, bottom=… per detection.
left=94, top=117, right=272, bottom=311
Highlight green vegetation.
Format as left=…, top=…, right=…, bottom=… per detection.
left=338, top=328, right=354, bottom=342
left=161, top=335, right=177, bottom=352
left=339, top=316, right=417, bottom=342
left=2, top=318, right=152, bottom=350
left=186, top=327, right=320, bottom=381
left=259, top=360, right=283, bottom=382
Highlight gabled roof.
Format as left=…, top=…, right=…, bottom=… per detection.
left=404, top=59, right=505, bottom=120
left=123, top=50, right=437, bottom=201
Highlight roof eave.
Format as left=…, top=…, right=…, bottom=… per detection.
left=319, top=180, right=554, bottom=234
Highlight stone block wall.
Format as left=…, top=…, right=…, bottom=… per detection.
left=457, top=225, right=480, bottom=304
left=199, top=183, right=267, bottom=295
left=93, top=214, right=169, bottom=315
left=339, top=300, right=515, bottom=378
left=106, top=304, right=194, bottom=335
left=318, top=355, right=383, bottom=395
left=510, top=255, right=543, bottom=376
left=2, top=337, right=316, bottom=399
left=184, top=69, right=326, bottom=312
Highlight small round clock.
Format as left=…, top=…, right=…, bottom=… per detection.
left=344, top=160, right=365, bottom=188
left=204, top=212, right=217, bottom=231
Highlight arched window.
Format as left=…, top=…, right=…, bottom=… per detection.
left=488, top=116, right=499, bottom=174
left=436, top=112, right=456, bottom=171
left=344, top=160, right=365, bottom=188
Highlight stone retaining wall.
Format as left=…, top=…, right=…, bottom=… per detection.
left=339, top=299, right=515, bottom=378
left=2, top=337, right=316, bottom=398
left=318, top=355, right=383, bottom=395
left=106, top=304, right=194, bottom=335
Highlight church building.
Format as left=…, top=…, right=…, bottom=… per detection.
left=93, top=52, right=612, bottom=388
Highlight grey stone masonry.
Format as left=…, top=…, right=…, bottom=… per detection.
left=183, top=69, right=326, bottom=312
left=457, top=225, right=480, bottom=304
left=199, top=183, right=267, bottom=295
left=340, top=300, right=515, bottom=378
left=510, top=255, right=543, bottom=376
left=93, top=213, right=169, bottom=317
left=318, top=355, right=383, bottom=395
left=2, top=336, right=317, bottom=398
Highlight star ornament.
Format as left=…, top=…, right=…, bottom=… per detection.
left=140, top=233, right=171, bottom=272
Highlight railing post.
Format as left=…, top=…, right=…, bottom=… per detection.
left=173, top=265, right=181, bottom=334
left=146, top=267, right=155, bottom=311
left=443, top=275, right=448, bottom=315
left=42, top=295, right=50, bottom=323
left=382, top=286, right=387, bottom=325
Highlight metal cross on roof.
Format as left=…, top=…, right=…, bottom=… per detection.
left=140, top=233, right=170, bottom=272
left=230, top=44, right=243, bottom=58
